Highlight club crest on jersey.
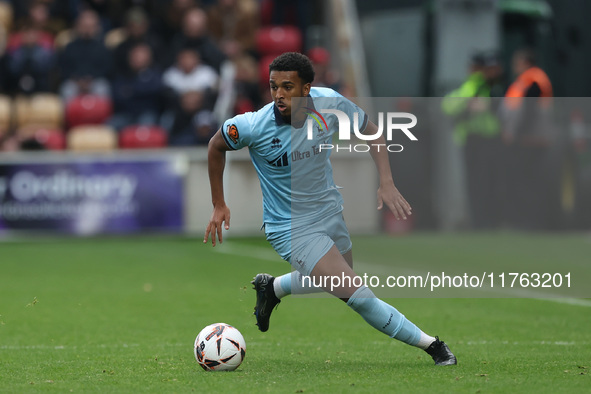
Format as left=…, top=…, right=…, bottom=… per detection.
left=227, top=124, right=239, bottom=144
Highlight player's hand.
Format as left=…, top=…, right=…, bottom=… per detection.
left=204, top=204, right=231, bottom=246
left=377, top=180, right=412, bottom=220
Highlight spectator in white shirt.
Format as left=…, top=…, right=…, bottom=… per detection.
left=163, top=48, right=218, bottom=95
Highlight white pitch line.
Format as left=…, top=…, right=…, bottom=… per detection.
left=218, top=241, right=591, bottom=307
left=536, top=297, right=591, bottom=307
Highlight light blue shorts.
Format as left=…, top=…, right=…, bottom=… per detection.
left=265, top=213, right=352, bottom=276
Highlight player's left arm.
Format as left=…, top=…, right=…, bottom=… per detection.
left=363, top=120, right=412, bottom=220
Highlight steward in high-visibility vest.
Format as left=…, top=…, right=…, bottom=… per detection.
left=441, top=52, right=503, bottom=229
left=501, top=48, right=554, bottom=230
left=502, top=49, right=553, bottom=144
left=442, top=55, right=500, bottom=146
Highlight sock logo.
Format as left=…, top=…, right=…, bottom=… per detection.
left=382, top=313, right=393, bottom=329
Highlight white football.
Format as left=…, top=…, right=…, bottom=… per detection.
left=194, top=323, right=246, bottom=371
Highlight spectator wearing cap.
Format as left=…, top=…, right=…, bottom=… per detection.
left=442, top=51, right=503, bottom=230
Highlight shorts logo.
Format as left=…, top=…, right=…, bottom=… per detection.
left=227, top=124, right=239, bottom=144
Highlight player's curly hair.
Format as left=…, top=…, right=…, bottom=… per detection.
left=269, top=52, right=315, bottom=84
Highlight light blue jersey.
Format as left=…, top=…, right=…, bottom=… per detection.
left=220, top=87, right=367, bottom=233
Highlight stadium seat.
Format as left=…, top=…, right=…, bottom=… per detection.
left=256, top=26, right=303, bottom=56
left=14, top=94, right=64, bottom=129
left=0, top=2, right=13, bottom=33
left=0, top=94, right=11, bottom=136
left=65, top=95, right=113, bottom=128
left=104, top=28, right=128, bottom=49
left=34, top=128, right=66, bottom=150
left=119, top=125, right=168, bottom=149
left=17, top=125, right=66, bottom=150
left=68, top=125, right=117, bottom=151
left=19, top=126, right=65, bottom=150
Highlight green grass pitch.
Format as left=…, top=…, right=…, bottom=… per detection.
left=0, top=233, right=589, bottom=393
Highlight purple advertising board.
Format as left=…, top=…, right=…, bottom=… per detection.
left=0, top=156, right=185, bottom=235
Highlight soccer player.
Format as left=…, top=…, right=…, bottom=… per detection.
left=204, top=52, right=456, bottom=366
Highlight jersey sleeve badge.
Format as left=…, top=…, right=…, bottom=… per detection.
left=228, top=124, right=239, bottom=144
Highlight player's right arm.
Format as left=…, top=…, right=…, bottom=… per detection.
left=204, top=129, right=232, bottom=246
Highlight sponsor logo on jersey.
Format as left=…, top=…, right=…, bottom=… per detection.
left=270, top=137, right=282, bottom=149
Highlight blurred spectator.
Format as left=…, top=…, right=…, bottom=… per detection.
left=501, top=48, right=554, bottom=230
left=307, top=47, right=346, bottom=94
left=207, top=0, right=259, bottom=56
left=162, top=90, right=217, bottom=146
left=163, top=48, right=218, bottom=95
left=168, top=6, right=225, bottom=71
left=441, top=52, right=502, bottom=230
left=109, top=43, right=163, bottom=131
left=6, top=25, right=55, bottom=94
left=112, top=6, right=164, bottom=75
left=233, top=52, right=262, bottom=111
left=7, top=3, right=55, bottom=51
left=267, top=0, right=311, bottom=45
left=11, top=0, right=74, bottom=34
left=58, top=9, right=112, bottom=102
left=79, top=0, right=128, bottom=32
left=483, top=50, right=505, bottom=97
left=153, top=0, right=197, bottom=42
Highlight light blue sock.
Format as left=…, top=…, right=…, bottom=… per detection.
left=279, top=273, right=292, bottom=295
left=346, top=286, right=423, bottom=346
left=274, top=272, right=324, bottom=298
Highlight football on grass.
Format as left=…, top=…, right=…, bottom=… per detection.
left=194, top=323, right=246, bottom=371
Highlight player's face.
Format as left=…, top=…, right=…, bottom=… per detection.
left=269, top=70, right=311, bottom=118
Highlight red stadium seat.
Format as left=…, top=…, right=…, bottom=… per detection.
left=256, top=26, right=302, bottom=56
left=17, top=125, right=66, bottom=150
left=34, top=128, right=66, bottom=150
left=119, top=125, right=167, bottom=149
left=65, top=95, right=113, bottom=128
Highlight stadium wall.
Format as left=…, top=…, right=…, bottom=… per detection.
left=0, top=149, right=378, bottom=237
